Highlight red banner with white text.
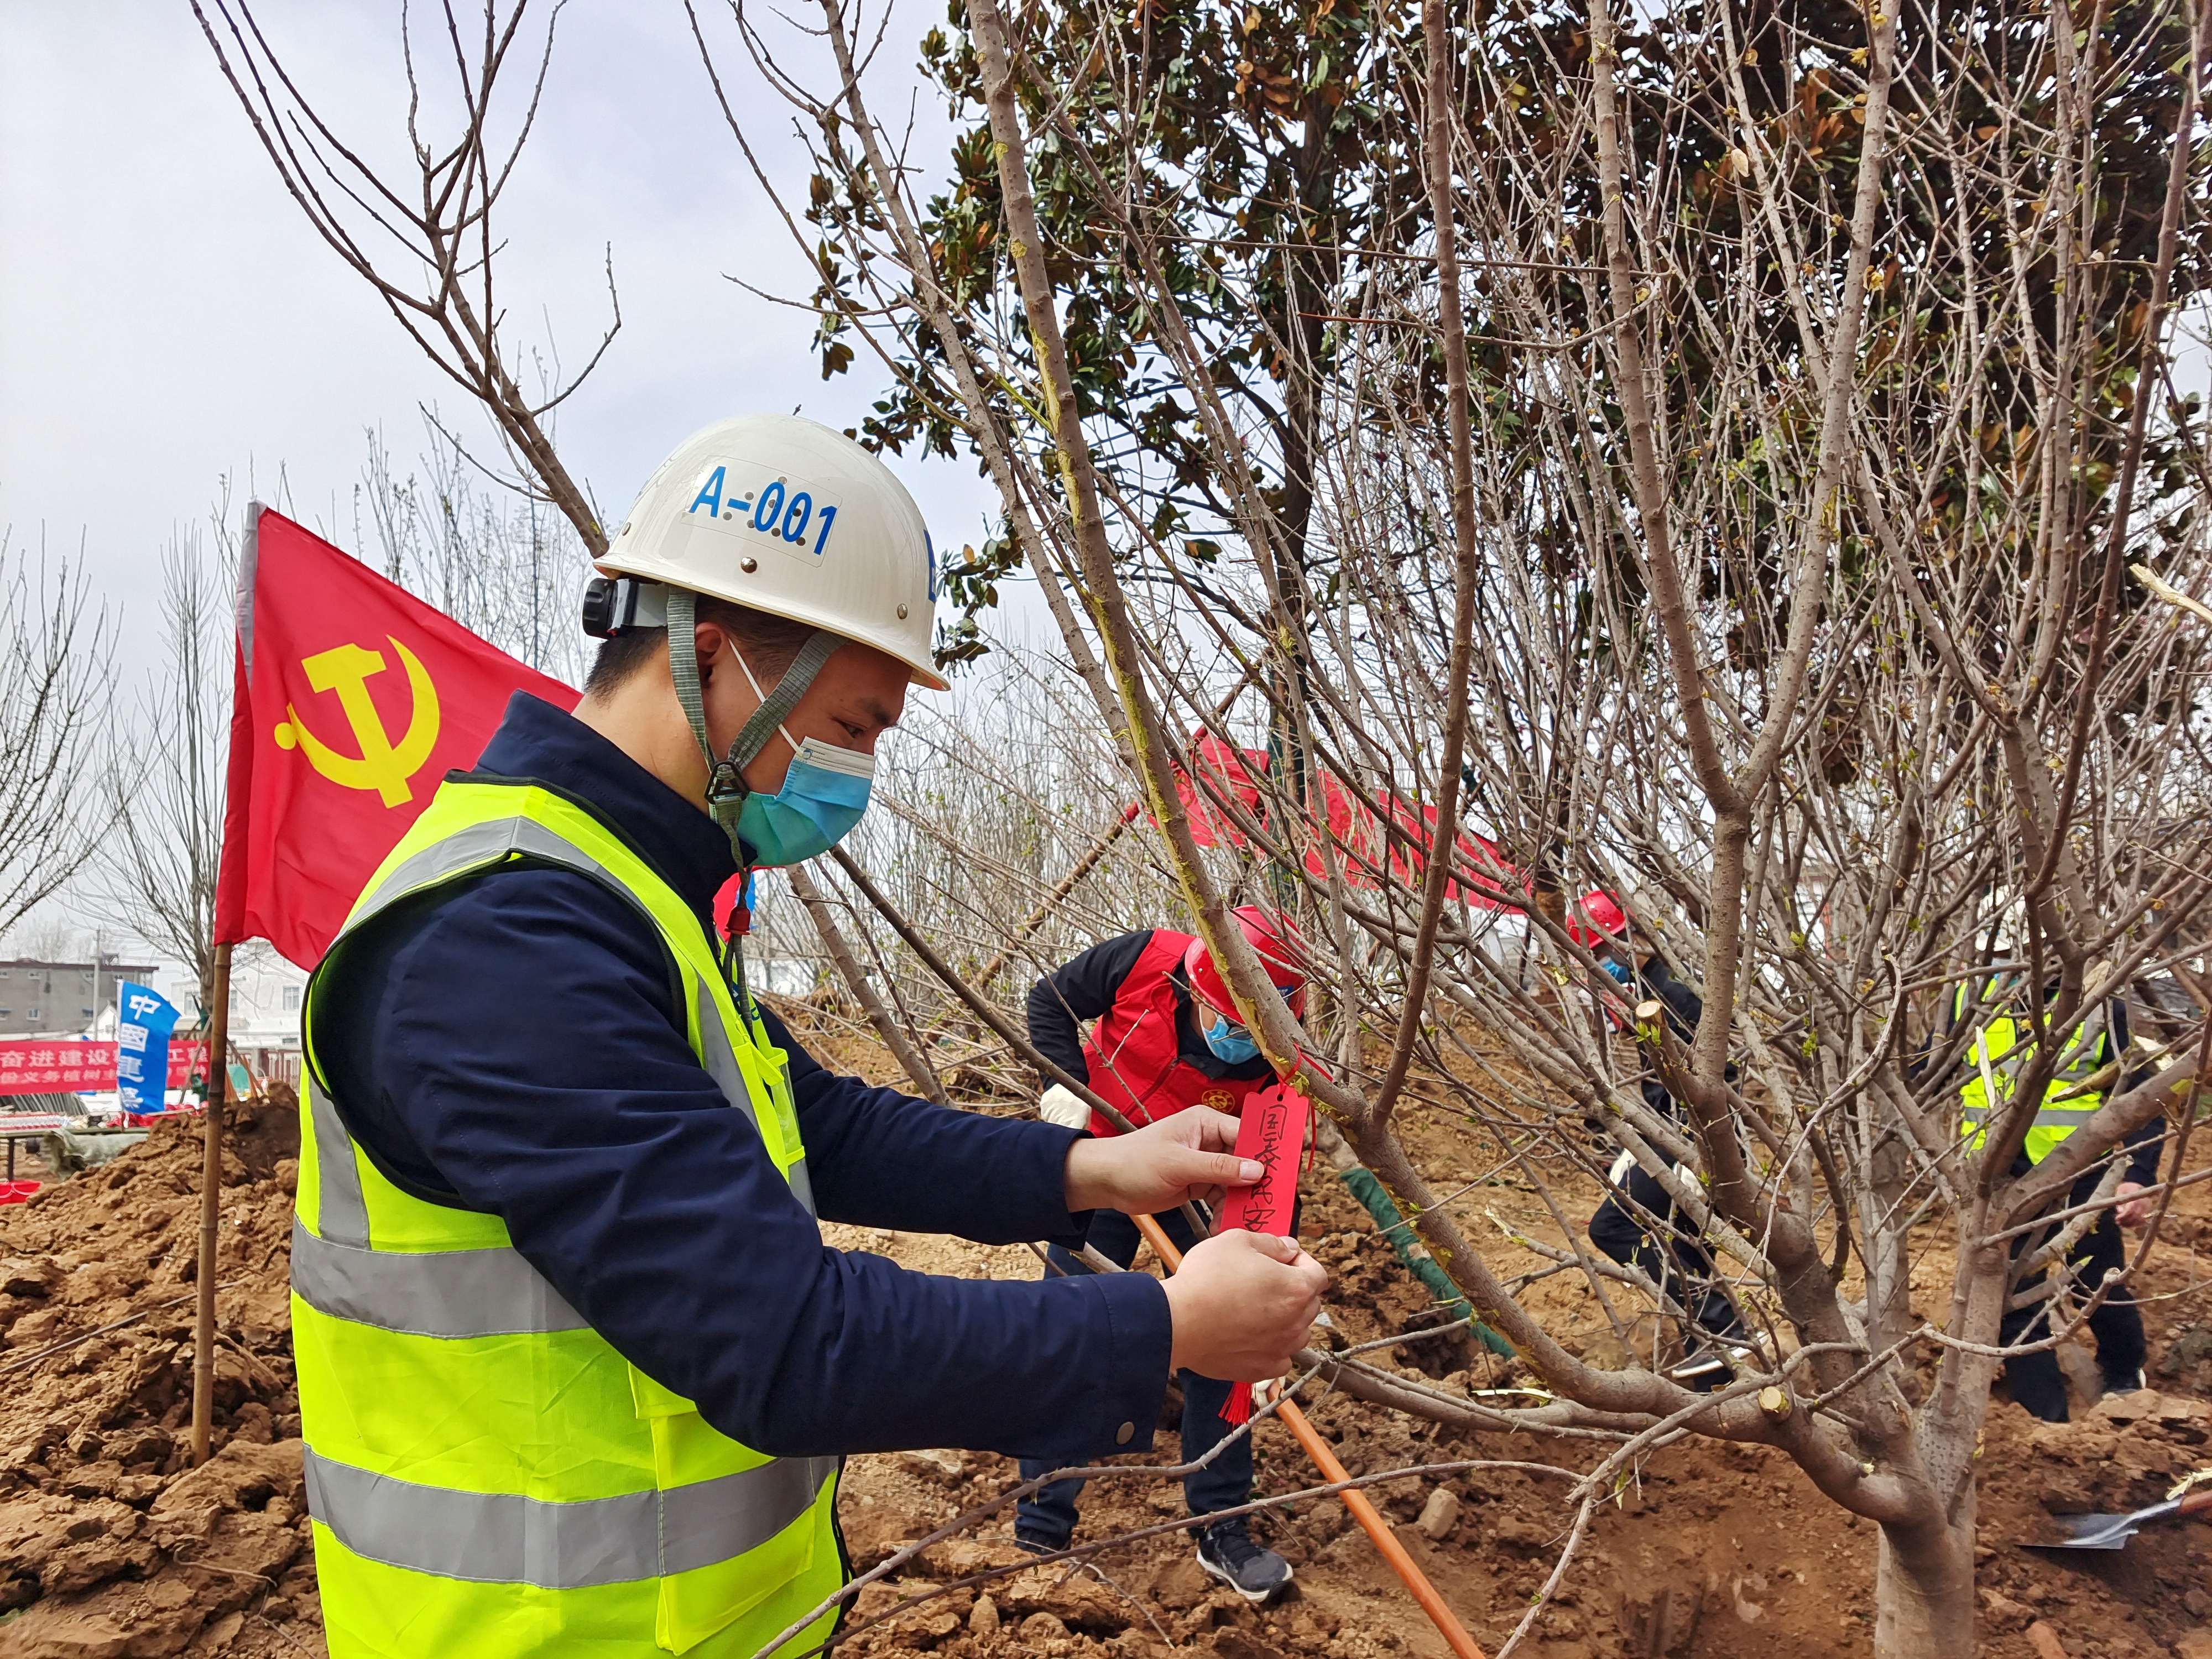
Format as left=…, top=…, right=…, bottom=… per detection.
left=0, top=1041, right=211, bottom=1094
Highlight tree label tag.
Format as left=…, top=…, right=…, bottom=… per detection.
left=1215, top=1083, right=1310, bottom=1427
left=1218, top=1083, right=1308, bottom=1238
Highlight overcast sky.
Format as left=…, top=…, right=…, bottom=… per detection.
left=0, top=0, right=999, bottom=670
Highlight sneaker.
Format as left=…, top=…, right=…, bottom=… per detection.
left=2100, top=1367, right=2148, bottom=1397
left=1014, top=1527, right=1065, bottom=1557
left=1666, top=1345, right=1733, bottom=1392
left=1711, top=1328, right=1777, bottom=1368
left=1195, top=1517, right=1293, bottom=1604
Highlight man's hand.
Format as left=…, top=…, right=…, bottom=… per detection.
left=2116, top=1180, right=2156, bottom=1229
left=1164, top=1231, right=1329, bottom=1381
left=1063, top=1108, right=1257, bottom=1215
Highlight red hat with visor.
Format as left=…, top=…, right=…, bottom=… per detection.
left=1183, top=905, right=1308, bottom=1022
left=1567, top=890, right=1628, bottom=948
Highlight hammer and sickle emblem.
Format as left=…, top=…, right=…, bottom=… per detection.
left=273, top=638, right=442, bottom=807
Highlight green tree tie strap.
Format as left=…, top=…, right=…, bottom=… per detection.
left=1337, top=1164, right=1514, bottom=1358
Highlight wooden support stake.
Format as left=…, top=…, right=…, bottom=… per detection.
left=1129, top=1213, right=1489, bottom=1659
left=189, top=940, right=233, bottom=1468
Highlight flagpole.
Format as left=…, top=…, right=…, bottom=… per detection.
left=189, top=937, right=234, bottom=1467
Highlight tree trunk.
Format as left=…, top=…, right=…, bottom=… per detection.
left=1861, top=1130, right=1914, bottom=1355
left=1874, top=1509, right=1975, bottom=1658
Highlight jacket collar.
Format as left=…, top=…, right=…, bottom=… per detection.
left=469, top=692, right=738, bottom=930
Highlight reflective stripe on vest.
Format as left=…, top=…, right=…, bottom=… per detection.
left=305, top=1077, right=371, bottom=1248
left=1955, top=988, right=2112, bottom=1162
left=290, top=1214, right=588, bottom=1338
left=293, top=778, right=841, bottom=1658
left=304, top=1446, right=838, bottom=1589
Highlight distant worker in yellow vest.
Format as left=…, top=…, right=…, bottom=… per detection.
left=291, top=415, right=1328, bottom=1658
left=1953, top=975, right=2159, bottom=1422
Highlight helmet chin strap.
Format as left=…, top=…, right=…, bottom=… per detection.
left=664, top=587, right=842, bottom=863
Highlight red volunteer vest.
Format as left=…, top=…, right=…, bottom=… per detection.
left=1080, top=930, right=1272, bottom=1135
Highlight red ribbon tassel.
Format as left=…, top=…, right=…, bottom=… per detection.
left=1214, top=1084, right=1312, bottom=1430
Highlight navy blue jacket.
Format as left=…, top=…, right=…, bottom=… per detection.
left=314, top=692, right=1170, bottom=1462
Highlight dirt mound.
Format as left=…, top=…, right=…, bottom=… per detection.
left=0, top=1095, right=321, bottom=1657
left=1969, top=1388, right=2212, bottom=1654
left=0, top=1059, right=2204, bottom=1659
left=826, top=1128, right=2212, bottom=1659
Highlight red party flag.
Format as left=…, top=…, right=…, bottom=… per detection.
left=215, top=505, right=581, bottom=968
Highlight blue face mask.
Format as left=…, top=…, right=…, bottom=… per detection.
left=661, top=589, right=874, bottom=872
left=1202, top=1015, right=1261, bottom=1064
left=1601, top=957, right=1635, bottom=988
left=716, top=628, right=877, bottom=867
left=735, top=735, right=875, bottom=867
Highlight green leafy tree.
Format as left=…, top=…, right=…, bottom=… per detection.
left=806, top=0, right=1426, bottom=666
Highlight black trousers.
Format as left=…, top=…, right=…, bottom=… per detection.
left=2001, top=1171, right=2147, bottom=1422
left=1015, top=1207, right=1250, bottom=1539
left=1588, top=1157, right=1744, bottom=1339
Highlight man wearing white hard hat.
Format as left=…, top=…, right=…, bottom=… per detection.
left=290, top=415, right=1328, bottom=1659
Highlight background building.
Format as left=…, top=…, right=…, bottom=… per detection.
left=0, top=956, right=158, bottom=1039
left=226, top=950, right=306, bottom=1085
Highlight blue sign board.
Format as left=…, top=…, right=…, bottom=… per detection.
left=117, top=981, right=181, bottom=1114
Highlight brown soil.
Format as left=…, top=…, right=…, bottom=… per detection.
left=822, top=1096, right=2212, bottom=1659
left=0, top=1096, right=317, bottom=1658
left=0, top=1073, right=2205, bottom=1658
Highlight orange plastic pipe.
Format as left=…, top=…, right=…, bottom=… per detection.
left=1132, top=1213, right=1488, bottom=1659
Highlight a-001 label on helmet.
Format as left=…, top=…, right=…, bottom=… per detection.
left=685, top=462, right=840, bottom=560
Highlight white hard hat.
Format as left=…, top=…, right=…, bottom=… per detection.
left=600, top=414, right=947, bottom=690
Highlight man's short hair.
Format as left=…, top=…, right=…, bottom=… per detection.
left=583, top=594, right=823, bottom=700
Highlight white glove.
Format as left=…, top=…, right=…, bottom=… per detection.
left=1038, top=1083, right=1092, bottom=1129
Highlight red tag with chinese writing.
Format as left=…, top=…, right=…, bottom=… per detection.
left=1217, top=1083, right=1308, bottom=1237
left=1215, top=1084, right=1309, bottom=1424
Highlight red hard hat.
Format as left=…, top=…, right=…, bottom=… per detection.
left=1183, top=905, right=1308, bottom=1022
left=1567, top=890, right=1627, bottom=948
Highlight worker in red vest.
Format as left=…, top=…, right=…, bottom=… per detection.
left=1020, top=906, right=1307, bottom=1600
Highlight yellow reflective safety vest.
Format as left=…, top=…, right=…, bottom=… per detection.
left=1956, top=985, right=2114, bottom=1166
left=294, top=777, right=843, bottom=1658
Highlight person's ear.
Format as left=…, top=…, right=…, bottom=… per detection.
left=693, top=622, right=727, bottom=688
